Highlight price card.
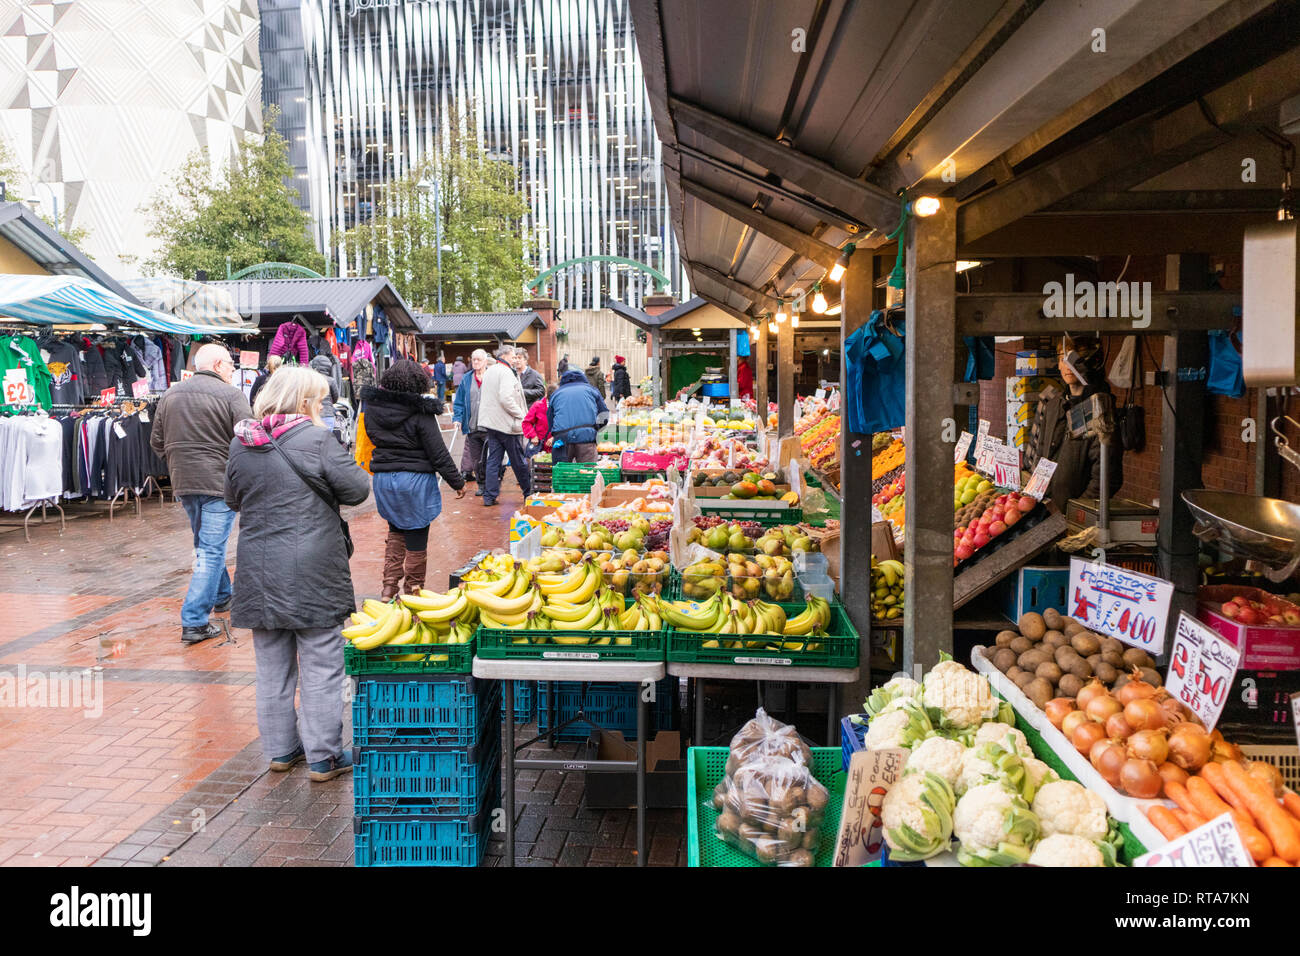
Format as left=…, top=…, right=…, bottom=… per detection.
left=953, top=431, right=973, bottom=464
left=98, top=387, right=117, bottom=406
left=239, top=350, right=259, bottom=369
left=990, top=442, right=1021, bottom=489
left=975, top=418, right=990, bottom=455
left=1023, top=458, right=1057, bottom=500
left=1166, top=611, right=1241, bottom=732
left=181, top=369, right=194, bottom=382
left=1133, top=813, right=1252, bottom=867
left=833, top=747, right=908, bottom=867
left=814, top=387, right=826, bottom=402
left=1068, top=557, right=1173, bottom=654
left=131, top=380, right=150, bottom=399
left=2, top=369, right=34, bottom=406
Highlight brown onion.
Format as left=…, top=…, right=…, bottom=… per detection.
left=1085, top=695, right=1123, bottom=723
left=1156, top=761, right=1188, bottom=789
left=1045, top=698, right=1076, bottom=730
left=1168, top=724, right=1212, bottom=771
left=1158, top=695, right=1185, bottom=726
left=1127, top=728, right=1170, bottom=765
left=1072, top=720, right=1108, bottom=757
left=1247, top=760, right=1284, bottom=798
left=1124, top=698, right=1164, bottom=732
left=1105, top=711, right=1135, bottom=741
left=1116, top=670, right=1159, bottom=706
left=1120, top=757, right=1163, bottom=798
left=1061, top=710, right=1092, bottom=741
left=1091, top=738, right=1127, bottom=788
left=1076, top=678, right=1108, bottom=712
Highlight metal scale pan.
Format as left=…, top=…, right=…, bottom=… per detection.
left=1181, top=491, right=1300, bottom=582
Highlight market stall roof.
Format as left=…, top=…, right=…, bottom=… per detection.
left=412, top=310, right=545, bottom=340
left=208, top=276, right=419, bottom=332
left=0, top=274, right=250, bottom=334
left=0, top=201, right=140, bottom=303
left=119, top=277, right=249, bottom=329
left=629, top=0, right=1299, bottom=314
left=606, top=295, right=723, bottom=331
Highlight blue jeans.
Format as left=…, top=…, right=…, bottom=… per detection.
left=436, top=380, right=446, bottom=402
left=179, top=494, right=235, bottom=627
left=483, top=429, right=531, bottom=504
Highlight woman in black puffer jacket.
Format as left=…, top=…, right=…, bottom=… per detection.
left=361, top=361, right=467, bottom=598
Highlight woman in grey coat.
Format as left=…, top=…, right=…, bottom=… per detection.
left=224, top=367, right=371, bottom=781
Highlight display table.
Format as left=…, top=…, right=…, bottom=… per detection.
left=472, top=657, right=666, bottom=867
left=667, top=662, right=860, bottom=747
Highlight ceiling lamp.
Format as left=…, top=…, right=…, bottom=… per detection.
left=811, top=283, right=827, bottom=314
left=828, top=243, right=854, bottom=283
left=911, top=196, right=941, bottom=218
left=791, top=313, right=800, bottom=328
left=774, top=306, right=787, bottom=324
left=767, top=320, right=778, bottom=335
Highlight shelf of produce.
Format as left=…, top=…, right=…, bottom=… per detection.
left=345, top=640, right=476, bottom=677
left=686, top=746, right=846, bottom=867
left=953, top=507, right=1067, bottom=610
left=968, top=645, right=1163, bottom=854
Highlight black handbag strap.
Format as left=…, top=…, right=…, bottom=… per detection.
left=265, top=431, right=340, bottom=513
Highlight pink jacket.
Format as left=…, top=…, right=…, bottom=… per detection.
left=522, top=397, right=550, bottom=447
left=269, top=322, right=310, bottom=365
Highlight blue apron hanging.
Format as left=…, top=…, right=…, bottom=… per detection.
left=1206, top=329, right=1244, bottom=398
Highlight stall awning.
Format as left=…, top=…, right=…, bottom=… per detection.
left=119, top=277, right=248, bottom=329
left=0, top=274, right=250, bottom=335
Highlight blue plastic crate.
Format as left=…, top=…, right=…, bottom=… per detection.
left=998, top=565, right=1069, bottom=621
left=840, top=714, right=869, bottom=772
left=353, top=779, right=500, bottom=867
left=537, top=678, right=679, bottom=741
left=352, top=732, right=501, bottom=817
left=352, top=676, right=501, bottom=748
left=501, top=680, right=537, bottom=724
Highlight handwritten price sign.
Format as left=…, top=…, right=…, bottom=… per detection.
left=1068, top=557, right=1173, bottom=654
left=833, top=747, right=907, bottom=867
left=2, top=369, right=34, bottom=406
left=1023, top=458, right=1058, bottom=501
left=990, top=442, right=1021, bottom=490
left=1166, top=612, right=1240, bottom=732
left=1134, top=812, right=1252, bottom=867
left=953, top=431, right=973, bottom=464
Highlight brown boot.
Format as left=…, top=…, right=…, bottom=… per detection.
left=402, top=550, right=428, bottom=594
left=380, top=530, right=406, bottom=600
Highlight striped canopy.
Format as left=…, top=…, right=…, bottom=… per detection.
left=119, top=276, right=248, bottom=329
left=0, top=274, right=249, bottom=335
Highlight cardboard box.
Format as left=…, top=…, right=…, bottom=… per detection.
left=871, top=520, right=898, bottom=562
left=1007, top=423, right=1029, bottom=449
left=581, top=730, right=687, bottom=809
left=1006, top=375, right=1057, bottom=401
left=1006, top=398, right=1037, bottom=425
left=1196, top=585, right=1300, bottom=670
left=1016, top=350, right=1059, bottom=375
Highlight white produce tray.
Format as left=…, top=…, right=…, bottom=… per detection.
left=969, top=645, right=1169, bottom=852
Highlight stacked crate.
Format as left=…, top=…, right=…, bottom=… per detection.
left=1005, top=355, right=1058, bottom=453
left=536, top=678, right=679, bottom=741
left=351, top=674, right=502, bottom=867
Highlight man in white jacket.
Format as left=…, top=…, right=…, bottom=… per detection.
left=478, top=346, right=532, bottom=506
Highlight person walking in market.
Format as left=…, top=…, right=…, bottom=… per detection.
left=610, top=354, right=632, bottom=402
left=1022, top=334, right=1124, bottom=513
left=548, top=367, right=607, bottom=463
left=556, top=353, right=569, bottom=376
left=150, top=343, right=253, bottom=645
left=522, top=382, right=555, bottom=457
left=453, top=349, right=490, bottom=490
left=224, top=366, right=371, bottom=780
left=432, top=354, right=448, bottom=402
left=512, top=346, right=546, bottom=407
left=451, top=355, right=467, bottom=390
left=584, top=355, right=607, bottom=398
left=361, top=360, right=467, bottom=599
left=478, top=345, right=532, bottom=506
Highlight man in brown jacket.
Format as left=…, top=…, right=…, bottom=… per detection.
left=151, top=344, right=253, bottom=643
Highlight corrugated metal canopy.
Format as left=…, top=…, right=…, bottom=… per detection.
left=412, top=310, right=545, bottom=340
left=208, top=276, right=419, bottom=332
left=0, top=202, right=141, bottom=303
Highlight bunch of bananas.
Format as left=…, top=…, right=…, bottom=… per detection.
left=342, top=597, right=475, bottom=661
left=870, top=557, right=905, bottom=621
left=660, top=593, right=833, bottom=651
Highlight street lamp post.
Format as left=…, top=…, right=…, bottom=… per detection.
left=418, top=177, right=443, bottom=313
left=26, top=181, right=59, bottom=233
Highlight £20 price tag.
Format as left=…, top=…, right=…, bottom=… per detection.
left=2, top=369, right=34, bottom=406
left=1166, top=611, right=1240, bottom=732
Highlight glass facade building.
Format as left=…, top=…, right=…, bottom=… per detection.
left=260, top=0, right=684, bottom=308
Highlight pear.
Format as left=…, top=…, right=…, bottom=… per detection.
left=761, top=537, right=784, bottom=556
left=728, top=532, right=751, bottom=552
left=622, top=548, right=639, bottom=564
left=541, top=528, right=562, bottom=547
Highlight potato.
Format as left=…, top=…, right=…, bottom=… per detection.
left=1006, top=665, right=1025, bottom=683
left=1067, top=657, right=1093, bottom=680
left=1093, top=661, right=1118, bottom=685
left=1101, top=649, right=1125, bottom=668
left=992, top=648, right=1017, bottom=672
left=1035, top=661, right=1063, bottom=683
left=1041, top=629, right=1066, bottom=647
left=802, top=827, right=820, bottom=851
left=786, top=848, right=815, bottom=868
left=1063, top=618, right=1085, bottom=635
left=1070, top=632, right=1101, bottom=656
left=1009, top=636, right=1034, bottom=655
left=725, top=753, right=741, bottom=776
left=717, top=810, right=741, bottom=835
left=1012, top=670, right=1035, bottom=690
left=1043, top=608, right=1064, bottom=630
left=1058, top=673, right=1083, bottom=698
left=1018, top=649, right=1050, bottom=671
left=1099, top=636, right=1124, bottom=656
left=1054, top=644, right=1080, bottom=667
left=1018, top=612, right=1047, bottom=640
left=1123, top=647, right=1154, bottom=670
left=806, top=785, right=829, bottom=813
left=713, top=781, right=728, bottom=810
left=755, top=840, right=780, bottom=865
left=1025, top=677, right=1054, bottom=709
left=777, top=817, right=804, bottom=850
left=995, top=630, right=1019, bottom=648
left=1140, top=666, right=1163, bottom=687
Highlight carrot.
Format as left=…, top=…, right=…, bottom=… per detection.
left=1223, top=760, right=1300, bottom=863
left=1147, top=805, right=1187, bottom=840
left=1163, top=779, right=1198, bottom=816
left=1282, top=790, right=1300, bottom=823
left=1172, top=808, right=1208, bottom=831
left=1200, top=762, right=1251, bottom=816
left=1262, top=857, right=1293, bottom=867
left=1186, top=776, right=1273, bottom=861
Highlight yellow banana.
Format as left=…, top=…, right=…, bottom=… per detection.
left=536, top=563, right=587, bottom=596
left=783, top=608, right=818, bottom=636
left=505, top=570, right=533, bottom=599
left=351, top=606, right=404, bottom=649
left=480, top=608, right=529, bottom=628
left=464, top=570, right=517, bottom=598
left=467, top=585, right=540, bottom=616
left=541, top=599, right=598, bottom=623
left=388, top=624, right=420, bottom=646
left=362, top=598, right=390, bottom=617
left=400, top=588, right=462, bottom=611
left=618, top=605, right=640, bottom=629
left=415, top=589, right=468, bottom=624
left=546, top=563, right=599, bottom=604
left=548, top=600, right=602, bottom=631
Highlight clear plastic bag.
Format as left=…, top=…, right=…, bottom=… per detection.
left=723, top=708, right=814, bottom=776
left=709, top=753, right=830, bottom=866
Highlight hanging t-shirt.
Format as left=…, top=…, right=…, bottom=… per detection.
left=1207, top=329, right=1244, bottom=398
left=843, top=311, right=905, bottom=434
left=0, top=336, right=54, bottom=412
left=40, top=339, right=86, bottom=405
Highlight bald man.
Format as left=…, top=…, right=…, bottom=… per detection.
left=152, top=343, right=254, bottom=644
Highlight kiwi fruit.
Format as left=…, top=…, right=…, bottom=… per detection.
left=1025, top=677, right=1053, bottom=709
left=1093, top=661, right=1118, bottom=685
left=1009, top=636, right=1033, bottom=655
left=1035, top=661, right=1063, bottom=683
left=995, top=630, right=1019, bottom=648
left=993, top=648, right=1017, bottom=672
left=1070, top=632, right=1101, bottom=656
left=1043, top=608, right=1064, bottom=630
left=1018, top=612, right=1047, bottom=640
left=1058, top=673, right=1083, bottom=698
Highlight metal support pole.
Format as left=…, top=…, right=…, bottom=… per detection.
left=777, top=317, right=795, bottom=437
left=504, top=678, right=515, bottom=867
left=636, top=690, right=647, bottom=867
left=1255, top=387, right=1279, bottom=497
left=651, top=331, right=663, bottom=405
left=755, top=323, right=769, bottom=419
left=728, top=329, right=739, bottom=399
left=903, top=203, right=957, bottom=671
left=1098, top=439, right=1111, bottom=552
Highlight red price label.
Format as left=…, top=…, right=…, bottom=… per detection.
left=99, top=388, right=117, bottom=406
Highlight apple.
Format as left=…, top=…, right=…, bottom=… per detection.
left=989, top=520, right=1007, bottom=536
left=1004, top=510, right=1021, bottom=528
left=1016, top=497, right=1036, bottom=513
left=973, top=532, right=990, bottom=549
left=1221, top=603, right=1239, bottom=619
left=955, top=543, right=974, bottom=561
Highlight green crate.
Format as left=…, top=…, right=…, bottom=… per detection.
left=667, top=601, right=858, bottom=668
left=696, top=502, right=804, bottom=524
left=552, top=461, right=622, bottom=493
left=344, top=640, right=476, bottom=676
left=687, top=747, right=846, bottom=867
left=474, top=624, right=665, bottom=662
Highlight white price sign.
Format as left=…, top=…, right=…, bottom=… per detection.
left=990, top=442, right=1021, bottom=489
left=1023, top=458, right=1057, bottom=501
left=1166, top=611, right=1241, bottom=732
left=833, top=747, right=908, bottom=867
left=1068, top=557, right=1173, bottom=654
left=975, top=419, right=990, bottom=455
left=953, top=431, right=973, bottom=464
left=1293, top=695, right=1300, bottom=751
left=2, top=369, right=34, bottom=406
left=1133, top=813, right=1253, bottom=867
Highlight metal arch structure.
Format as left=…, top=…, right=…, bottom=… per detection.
left=227, top=262, right=326, bottom=281
left=527, top=255, right=670, bottom=295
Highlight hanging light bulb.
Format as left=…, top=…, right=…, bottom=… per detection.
left=791, top=313, right=800, bottom=328
left=811, top=285, right=827, bottom=314
left=774, top=306, right=787, bottom=324
left=828, top=243, right=853, bottom=283
left=911, top=196, right=941, bottom=218
left=749, top=323, right=759, bottom=338
left=767, top=320, right=777, bottom=335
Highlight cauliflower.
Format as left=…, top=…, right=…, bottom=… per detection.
left=1028, top=833, right=1106, bottom=867
left=923, top=661, right=999, bottom=730
left=881, top=771, right=955, bottom=861
left=1031, top=780, right=1109, bottom=842
left=953, top=782, right=1040, bottom=867
left=1023, top=757, right=1059, bottom=792
left=954, top=740, right=1036, bottom=800
left=971, top=722, right=1030, bottom=757
left=862, top=699, right=933, bottom=751
left=864, top=675, right=922, bottom=717
left=955, top=747, right=999, bottom=796
left=905, top=737, right=966, bottom=790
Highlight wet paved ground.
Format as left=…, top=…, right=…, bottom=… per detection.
left=0, top=474, right=689, bottom=867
